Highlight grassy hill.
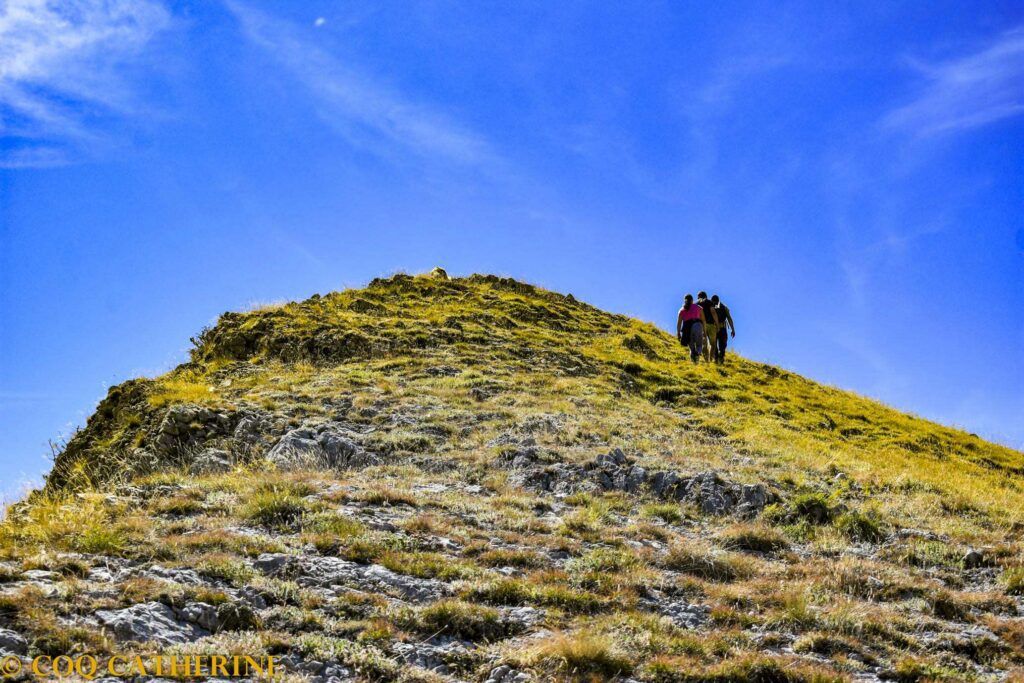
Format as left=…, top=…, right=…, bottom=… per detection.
left=1, top=270, right=1021, bottom=682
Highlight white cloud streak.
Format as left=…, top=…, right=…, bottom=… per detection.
left=0, top=0, right=171, bottom=167
left=883, top=27, right=1024, bottom=137
left=226, top=1, right=498, bottom=169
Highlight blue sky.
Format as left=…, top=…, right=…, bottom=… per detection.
left=1, top=1, right=1022, bottom=500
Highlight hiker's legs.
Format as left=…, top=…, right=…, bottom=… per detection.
left=689, top=322, right=704, bottom=363
left=704, top=323, right=718, bottom=362
left=716, top=327, right=728, bottom=363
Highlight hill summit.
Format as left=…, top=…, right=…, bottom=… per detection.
left=2, top=271, right=1022, bottom=682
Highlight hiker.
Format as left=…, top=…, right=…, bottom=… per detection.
left=676, top=294, right=707, bottom=363
left=697, top=291, right=719, bottom=362
left=711, top=294, right=735, bottom=364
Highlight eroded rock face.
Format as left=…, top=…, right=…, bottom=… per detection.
left=362, top=564, right=444, bottom=602
left=254, top=554, right=445, bottom=603
left=151, top=407, right=278, bottom=470
left=95, top=602, right=208, bottom=645
left=267, top=427, right=380, bottom=471
left=233, top=412, right=272, bottom=447
left=511, top=463, right=592, bottom=496
left=155, top=405, right=232, bottom=455
left=252, top=553, right=294, bottom=576
left=265, top=430, right=321, bottom=468
left=191, top=448, right=232, bottom=474
left=680, top=471, right=772, bottom=517
left=179, top=602, right=218, bottom=632
left=500, top=448, right=777, bottom=517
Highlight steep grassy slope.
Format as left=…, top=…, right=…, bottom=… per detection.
left=1, top=271, right=1022, bottom=682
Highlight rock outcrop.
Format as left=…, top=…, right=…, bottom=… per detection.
left=267, top=426, right=380, bottom=472
left=501, top=446, right=776, bottom=517
left=95, top=602, right=208, bottom=646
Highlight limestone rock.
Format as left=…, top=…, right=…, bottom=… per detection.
left=179, top=602, right=218, bottom=632
left=191, top=448, right=232, bottom=474
left=487, top=665, right=532, bottom=683
left=500, top=448, right=776, bottom=517
left=681, top=471, right=771, bottom=516
left=505, top=606, right=545, bottom=629
left=136, top=565, right=206, bottom=586
left=392, top=641, right=452, bottom=675
left=0, top=628, right=28, bottom=655
left=253, top=553, right=299, bottom=577
left=363, top=564, right=444, bottom=602
left=659, top=601, right=710, bottom=629
left=962, top=549, right=985, bottom=569
left=96, top=602, right=208, bottom=645
left=267, top=427, right=379, bottom=471
left=254, top=553, right=445, bottom=603
left=233, top=412, right=271, bottom=446
left=155, top=405, right=231, bottom=455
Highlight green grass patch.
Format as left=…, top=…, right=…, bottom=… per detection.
left=641, top=503, right=683, bottom=524
left=833, top=511, right=885, bottom=543
left=1000, top=567, right=1024, bottom=595
left=399, top=599, right=509, bottom=640
left=242, top=482, right=314, bottom=529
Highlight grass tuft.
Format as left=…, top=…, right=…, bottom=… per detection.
left=1001, top=567, right=1024, bottom=596
left=643, top=654, right=846, bottom=682
left=717, top=524, right=789, bottom=553
left=400, top=599, right=507, bottom=640
left=662, top=543, right=750, bottom=582
left=533, top=631, right=634, bottom=681
left=242, top=482, right=313, bottom=529
left=833, top=511, right=885, bottom=543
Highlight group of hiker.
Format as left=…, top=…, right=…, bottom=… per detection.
left=676, top=292, right=735, bottom=364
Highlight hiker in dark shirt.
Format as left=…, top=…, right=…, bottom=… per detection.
left=696, top=291, right=719, bottom=362
left=710, top=294, right=735, bottom=364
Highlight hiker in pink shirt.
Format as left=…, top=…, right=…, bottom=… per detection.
left=676, top=294, right=708, bottom=363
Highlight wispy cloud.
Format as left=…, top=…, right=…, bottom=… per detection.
left=883, top=27, right=1024, bottom=137
left=226, top=1, right=499, bottom=169
left=692, top=52, right=796, bottom=111
left=0, top=0, right=171, bottom=167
